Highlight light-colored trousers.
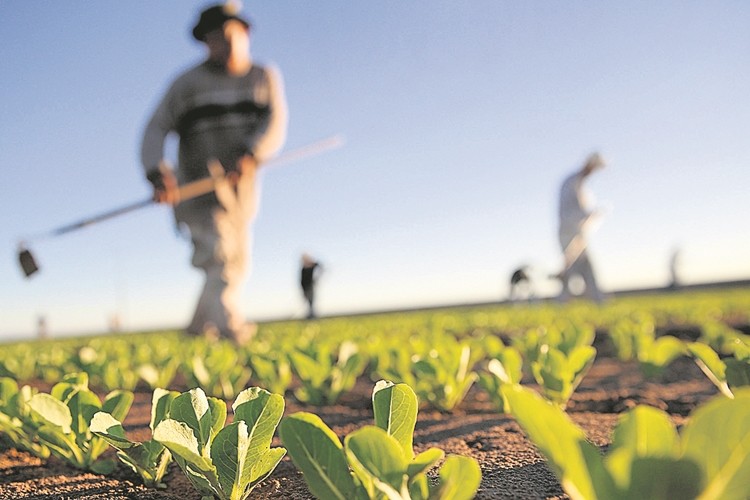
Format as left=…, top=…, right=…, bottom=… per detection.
left=175, top=170, right=258, bottom=339
left=558, top=229, right=603, bottom=303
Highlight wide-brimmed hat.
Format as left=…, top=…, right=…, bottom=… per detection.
left=192, top=3, right=251, bottom=41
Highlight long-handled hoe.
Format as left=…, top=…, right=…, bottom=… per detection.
left=17, top=135, right=344, bottom=278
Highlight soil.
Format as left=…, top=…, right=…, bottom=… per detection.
left=0, top=333, right=720, bottom=499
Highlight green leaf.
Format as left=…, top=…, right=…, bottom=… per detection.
left=681, top=389, right=750, bottom=500
left=28, top=393, right=73, bottom=434
left=372, top=380, right=418, bottom=459
left=725, top=358, right=750, bottom=390
left=502, top=385, right=600, bottom=500
left=248, top=447, right=287, bottom=490
left=433, top=454, right=482, bottom=500
left=605, top=406, right=679, bottom=489
left=688, top=342, right=733, bottom=398
left=406, top=447, right=444, bottom=480
left=168, top=389, right=215, bottom=450
left=212, top=420, right=250, bottom=497
left=279, top=412, right=358, bottom=500
left=90, top=412, right=133, bottom=449
left=102, top=390, right=134, bottom=422
left=151, top=388, right=180, bottom=431
left=345, top=426, right=408, bottom=498
left=153, top=418, right=215, bottom=474
left=627, top=457, right=702, bottom=499
left=233, top=388, right=285, bottom=483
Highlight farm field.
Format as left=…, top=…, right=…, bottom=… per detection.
left=1, top=286, right=749, bottom=499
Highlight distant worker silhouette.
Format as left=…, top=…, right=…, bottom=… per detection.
left=669, top=247, right=682, bottom=289
left=300, top=254, right=322, bottom=319
left=556, top=152, right=606, bottom=303
left=140, top=3, right=288, bottom=345
left=509, top=266, right=533, bottom=302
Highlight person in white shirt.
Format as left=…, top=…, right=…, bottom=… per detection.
left=557, top=152, right=605, bottom=303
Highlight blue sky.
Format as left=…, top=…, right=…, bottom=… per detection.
left=2, top=1, right=748, bottom=340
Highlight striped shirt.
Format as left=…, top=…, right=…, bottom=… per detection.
left=141, top=61, right=287, bottom=183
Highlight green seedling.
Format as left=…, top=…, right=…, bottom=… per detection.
left=26, top=372, right=133, bottom=473
left=247, top=352, right=293, bottom=396
left=477, top=346, right=523, bottom=413
left=279, top=380, right=481, bottom=500
left=0, top=377, right=50, bottom=458
left=503, top=384, right=750, bottom=500
left=636, top=336, right=686, bottom=379
left=379, top=336, right=478, bottom=411
left=185, top=341, right=254, bottom=400
left=137, top=359, right=180, bottom=391
left=289, top=340, right=368, bottom=405
left=530, top=344, right=596, bottom=408
left=90, top=388, right=180, bottom=487
left=153, top=386, right=285, bottom=500
left=687, top=341, right=750, bottom=399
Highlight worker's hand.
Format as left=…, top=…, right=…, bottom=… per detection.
left=146, top=164, right=179, bottom=205
left=227, top=153, right=258, bottom=184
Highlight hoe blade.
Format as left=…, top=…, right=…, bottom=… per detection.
left=19, top=248, right=39, bottom=278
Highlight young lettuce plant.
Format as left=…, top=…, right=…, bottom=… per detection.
left=90, top=388, right=180, bottom=487
left=0, top=377, right=50, bottom=458
left=687, top=341, right=750, bottom=399
left=279, top=380, right=481, bottom=500
left=608, top=314, right=656, bottom=362
left=379, top=335, right=478, bottom=412
left=137, top=358, right=181, bottom=391
left=247, top=352, right=293, bottom=396
left=153, top=386, right=286, bottom=500
left=636, top=335, right=686, bottom=379
left=530, top=344, right=596, bottom=408
left=503, top=384, right=750, bottom=500
left=477, top=346, right=523, bottom=413
left=186, top=342, right=253, bottom=400
left=26, top=372, right=133, bottom=473
left=289, top=340, right=368, bottom=405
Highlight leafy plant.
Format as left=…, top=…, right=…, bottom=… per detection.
left=699, top=320, right=750, bottom=355
left=137, top=359, right=180, bottom=391
left=608, top=314, right=656, bottom=362
left=289, top=340, right=368, bottom=405
left=186, top=343, right=254, bottom=399
left=687, top=342, right=750, bottom=399
left=636, top=335, right=686, bottom=379
left=26, top=372, right=133, bottom=473
left=279, top=380, right=482, bottom=499
left=503, top=384, right=750, bottom=500
left=378, top=336, right=478, bottom=411
left=477, top=346, right=523, bottom=413
left=0, top=377, right=50, bottom=458
left=530, top=344, right=596, bottom=408
left=153, top=386, right=286, bottom=500
left=247, top=352, right=292, bottom=396
left=90, top=388, right=180, bottom=487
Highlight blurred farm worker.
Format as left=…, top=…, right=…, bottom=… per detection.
left=556, top=152, right=605, bottom=303
left=140, top=3, right=288, bottom=345
left=509, top=266, right=533, bottom=302
left=300, top=253, right=323, bottom=319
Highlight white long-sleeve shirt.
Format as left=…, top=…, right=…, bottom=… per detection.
left=141, top=60, right=288, bottom=183
left=558, top=171, right=594, bottom=243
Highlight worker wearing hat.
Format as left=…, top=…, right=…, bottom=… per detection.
left=557, top=152, right=606, bottom=303
left=140, top=3, right=288, bottom=345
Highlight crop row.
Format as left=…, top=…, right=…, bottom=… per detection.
left=1, top=289, right=749, bottom=499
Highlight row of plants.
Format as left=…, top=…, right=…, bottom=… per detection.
left=1, top=292, right=749, bottom=409
left=0, top=372, right=480, bottom=500
left=1, top=289, right=749, bottom=498
left=3, top=369, right=748, bottom=500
